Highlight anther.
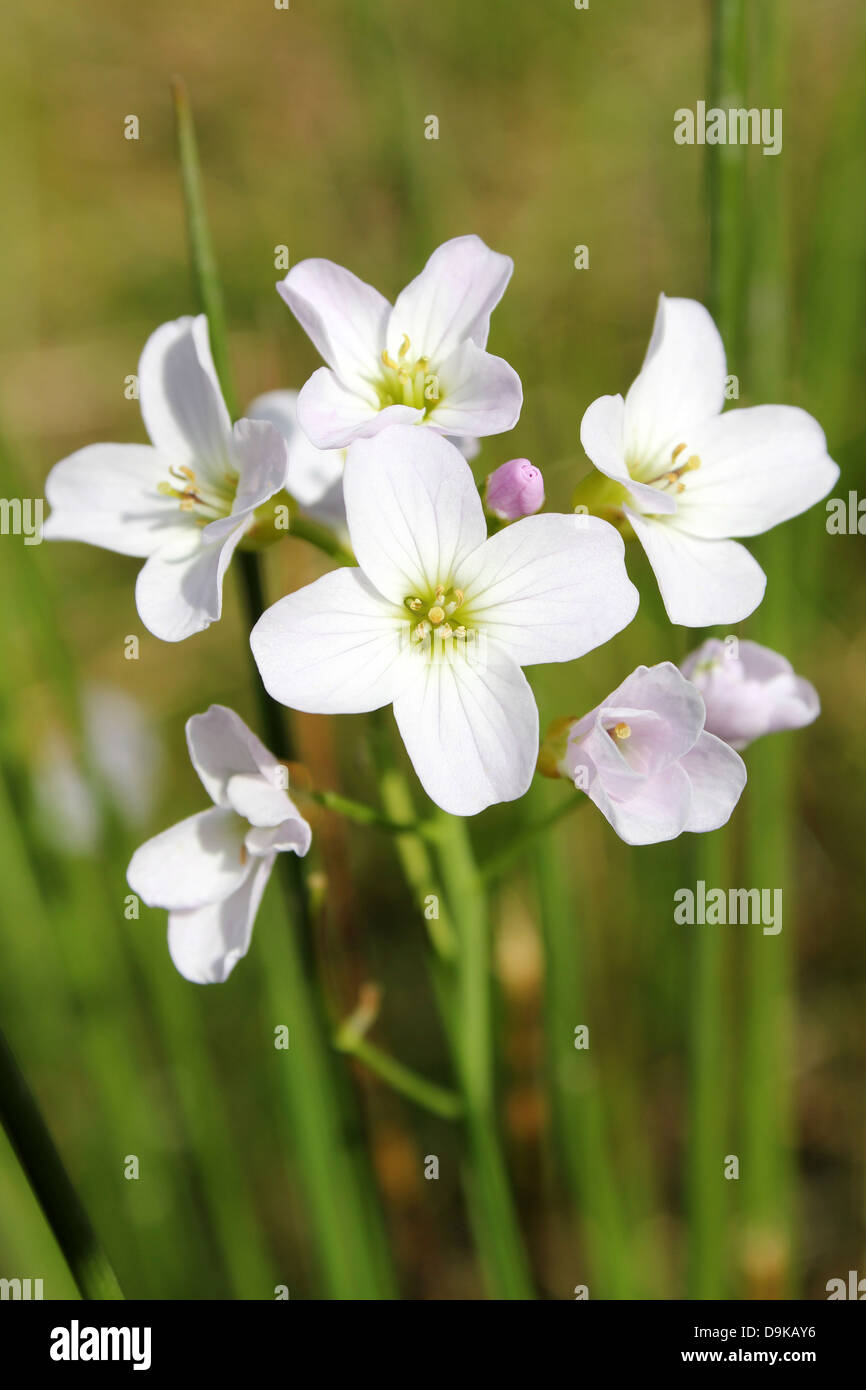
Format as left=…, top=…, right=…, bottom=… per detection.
left=611, top=722, right=631, bottom=740
left=671, top=443, right=687, bottom=464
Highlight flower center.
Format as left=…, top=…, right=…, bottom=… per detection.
left=378, top=335, right=440, bottom=413
left=403, top=583, right=473, bottom=648
left=628, top=442, right=701, bottom=496
left=157, top=464, right=237, bottom=523
left=609, top=721, right=632, bottom=741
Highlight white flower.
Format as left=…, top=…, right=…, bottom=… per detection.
left=247, top=389, right=347, bottom=530
left=43, top=316, right=289, bottom=642
left=544, top=662, right=746, bottom=845
left=681, top=638, right=820, bottom=749
left=278, top=235, right=522, bottom=450
left=127, top=705, right=311, bottom=984
left=250, top=426, right=638, bottom=817
left=579, top=295, right=839, bottom=626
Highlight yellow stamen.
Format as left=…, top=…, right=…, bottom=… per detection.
left=612, top=722, right=631, bottom=740
left=671, top=443, right=687, bottom=464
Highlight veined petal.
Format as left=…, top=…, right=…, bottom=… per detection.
left=138, top=316, right=232, bottom=481
left=43, top=443, right=184, bottom=557
left=277, top=258, right=391, bottom=385
left=387, top=234, right=513, bottom=360
left=392, top=643, right=538, bottom=816
left=200, top=419, right=289, bottom=545
left=250, top=567, right=408, bottom=714
left=626, top=509, right=766, bottom=627
left=186, top=704, right=284, bottom=807
left=296, top=367, right=421, bottom=451
left=427, top=341, right=523, bottom=438
left=624, top=296, right=726, bottom=467
left=458, top=513, right=638, bottom=665
left=343, top=427, right=487, bottom=603
left=579, top=394, right=676, bottom=514
left=588, top=761, right=693, bottom=846
left=597, top=662, right=706, bottom=760
left=681, top=731, right=747, bottom=832
left=247, top=390, right=346, bottom=520
left=128, top=806, right=248, bottom=910
left=167, top=855, right=272, bottom=984
left=672, top=405, right=839, bottom=538
left=135, top=523, right=244, bottom=643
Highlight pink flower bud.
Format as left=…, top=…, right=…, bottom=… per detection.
left=484, top=458, right=544, bottom=520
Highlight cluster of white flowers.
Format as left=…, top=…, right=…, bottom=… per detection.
left=44, top=235, right=836, bottom=979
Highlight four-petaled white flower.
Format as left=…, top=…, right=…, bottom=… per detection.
left=543, top=662, right=746, bottom=845
left=681, top=638, right=820, bottom=750
left=250, top=427, right=638, bottom=817
left=278, top=235, right=523, bottom=451
left=43, top=316, right=290, bottom=642
left=579, top=295, right=839, bottom=627
left=247, top=389, right=347, bottom=530
left=127, top=705, right=311, bottom=984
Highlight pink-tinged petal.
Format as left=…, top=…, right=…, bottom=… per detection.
left=277, top=258, right=391, bottom=385
left=138, top=316, right=232, bottom=480
left=343, top=427, right=488, bottom=603
left=484, top=458, right=545, bottom=520
left=624, top=295, right=726, bottom=466
left=387, top=234, right=513, bottom=360
left=680, top=731, right=747, bottom=832
left=250, top=567, right=407, bottom=714
left=186, top=704, right=284, bottom=806
left=595, top=662, right=706, bottom=764
left=681, top=639, right=820, bottom=749
left=626, top=509, right=766, bottom=627
left=128, top=806, right=248, bottom=910
left=247, top=389, right=346, bottom=521
left=296, top=367, right=421, bottom=450
left=579, top=394, right=676, bottom=515
left=135, top=523, right=245, bottom=643
left=457, top=513, right=638, bottom=666
left=426, top=341, right=523, bottom=438
left=42, top=443, right=183, bottom=557
left=587, top=760, right=694, bottom=846
left=672, top=405, right=839, bottom=538
left=392, top=644, right=538, bottom=816
left=167, top=855, right=272, bottom=984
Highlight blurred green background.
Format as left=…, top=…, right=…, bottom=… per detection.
left=1, top=0, right=864, bottom=1299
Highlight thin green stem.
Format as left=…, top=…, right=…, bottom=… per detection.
left=335, top=1034, right=462, bottom=1121
left=0, top=1025, right=124, bottom=1301
left=306, top=786, right=434, bottom=839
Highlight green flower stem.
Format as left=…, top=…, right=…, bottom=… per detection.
left=686, top=0, right=749, bottom=1300
left=0, top=1022, right=124, bottom=1301
left=305, top=786, right=435, bottom=840
left=481, top=790, right=585, bottom=882
left=173, top=80, right=396, bottom=1300
left=335, top=1033, right=463, bottom=1121
left=532, top=787, right=636, bottom=1298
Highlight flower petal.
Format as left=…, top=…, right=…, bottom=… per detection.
left=167, top=855, right=272, bottom=984
left=624, top=295, right=726, bottom=466
left=135, top=523, right=244, bottom=643
left=626, top=509, right=766, bottom=626
left=387, top=235, right=513, bottom=360
left=427, top=341, right=523, bottom=438
left=247, top=389, right=346, bottom=522
left=250, top=566, right=407, bottom=714
left=227, top=773, right=312, bottom=855
left=277, top=258, right=391, bottom=385
left=296, top=367, right=421, bottom=451
left=392, top=643, right=538, bottom=816
left=128, top=806, right=248, bottom=910
left=457, top=513, right=638, bottom=665
left=343, top=427, right=487, bottom=603
left=586, top=761, right=694, bottom=845
left=680, top=731, right=747, bottom=831
left=579, top=394, right=676, bottom=514
left=138, top=316, right=232, bottom=480
left=671, top=405, right=839, bottom=538
left=43, top=444, right=183, bottom=557
left=199, top=419, right=289, bottom=546
left=186, top=704, right=284, bottom=807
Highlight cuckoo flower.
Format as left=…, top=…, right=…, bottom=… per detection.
left=485, top=458, right=545, bottom=520
left=247, top=389, right=347, bottom=530
left=127, top=705, right=311, bottom=984
left=251, top=427, right=638, bottom=816
left=43, top=316, right=289, bottom=642
left=278, top=235, right=522, bottom=450
left=578, top=295, right=839, bottom=626
left=681, top=638, right=820, bottom=750
left=540, top=661, right=746, bottom=845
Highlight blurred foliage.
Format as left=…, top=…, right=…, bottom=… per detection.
left=0, top=0, right=864, bottom=1299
